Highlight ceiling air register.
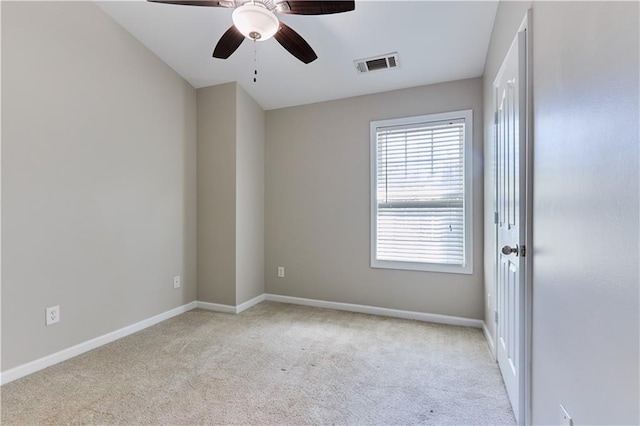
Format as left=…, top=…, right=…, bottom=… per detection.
left=355, top=52, right=400, bottom=74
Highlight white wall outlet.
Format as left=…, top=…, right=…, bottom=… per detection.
left=560, top=404, right=573, bottom=426
left=277, top=267, right=285, bottom=278
left=173, top=275, right=181, bottom=289
left=46, top=305, right=60, bottom=326
left=487, top=293, right=491, bottom=309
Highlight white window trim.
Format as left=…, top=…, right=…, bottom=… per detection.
left=370, top=109, right=473, bottom=274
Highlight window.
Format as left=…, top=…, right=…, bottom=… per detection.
left=370, top=110, right=473, bottom=274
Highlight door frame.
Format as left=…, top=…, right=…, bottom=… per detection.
left=492, top=9, right=533, bottom=426
left=522, top=9, right=533, bottom=426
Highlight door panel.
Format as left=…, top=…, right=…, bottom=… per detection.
left=495, top=28, right=527, bottom=423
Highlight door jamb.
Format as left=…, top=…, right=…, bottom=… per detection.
left=522, top=9, right=534, bottom=426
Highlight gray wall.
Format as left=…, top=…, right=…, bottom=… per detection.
left=531, top=2, right=639, bottom=423
left=196, top=83, right=237, bottom=305
left=265, top=79, right=484, bottom=319
left=235, top=85, right=265, bottom=305
left=1, top=1, right=197, bottom=371
left=484, top=1, right=639, bottom=423
left=197, top=82, right=265, bottom=306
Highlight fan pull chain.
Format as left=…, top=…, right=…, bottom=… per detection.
left=253, top=40, right=258, bottom=83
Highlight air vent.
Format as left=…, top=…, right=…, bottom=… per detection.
left=354, top=52, right=399, bottom=74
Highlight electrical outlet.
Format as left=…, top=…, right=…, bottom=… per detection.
left=277, top=267, right=285, bottom=278
left=173, top=275, right=181, bottom=289
left=46, top=305, right=60, bottom=326
left=560, top=404, right=573, bottom=426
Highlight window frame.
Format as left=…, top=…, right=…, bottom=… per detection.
left=370, top=109, right=474, bottom=274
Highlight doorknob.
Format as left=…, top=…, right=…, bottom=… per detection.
left=501, top=245, right=518, bottom=255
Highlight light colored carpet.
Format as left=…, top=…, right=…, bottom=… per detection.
left=1, top=302, right=515, bottom=425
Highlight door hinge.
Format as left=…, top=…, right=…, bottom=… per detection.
left=494, top=310, right=498, bottom=323
left=494, top=211, right=499, bottom=224
left=494, top=111, right=499, bottom=125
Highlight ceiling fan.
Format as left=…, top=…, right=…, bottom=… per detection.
left=147, top=0, right=355, bottom=64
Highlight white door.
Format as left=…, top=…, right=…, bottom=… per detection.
left=494, top=28, right=527, bottom=423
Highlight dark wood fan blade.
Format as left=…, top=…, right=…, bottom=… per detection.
left=147, top=0, right=226, bottom=6
left=274, top=22, right=317, bottom=64
left=276, top=0, right=354, bottom=15
left=213, top=25, right=245, bottom=59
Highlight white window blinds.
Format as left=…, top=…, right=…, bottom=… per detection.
left=371, top=111, right=472, bottom=273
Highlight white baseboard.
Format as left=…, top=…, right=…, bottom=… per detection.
left=1, top=294, right=484, bottom=386
left=196, top=293, right=265, bottom=314
left=483, top=322, right=496, bottom=359
left=196, top=301, right=236, bottom=314
left=264, top=294, right=483, bottom=329
left=0, top=301, right=197, bottom=386
left=236, top=293, right=266, bottom=313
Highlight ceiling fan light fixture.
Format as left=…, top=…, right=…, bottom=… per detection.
left=232, top=4, right=279, bottom=41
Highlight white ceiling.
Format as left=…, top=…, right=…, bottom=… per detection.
left=97, top=1, right=498, bottom=110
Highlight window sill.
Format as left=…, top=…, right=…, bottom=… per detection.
left=371, top=259, right=473, bottom=275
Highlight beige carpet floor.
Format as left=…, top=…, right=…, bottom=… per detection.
left=1, top=302, right=515, bottom=425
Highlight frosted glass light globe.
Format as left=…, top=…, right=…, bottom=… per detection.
left=232, top=4, right=279, bottom=41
